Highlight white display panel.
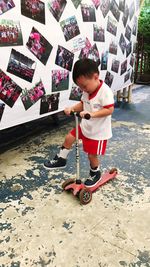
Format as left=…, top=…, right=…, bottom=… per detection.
left=0, top=0, right=139, bottom=130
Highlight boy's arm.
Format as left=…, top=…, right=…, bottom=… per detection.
left=80, top=105, right=114, bottom=118
left=64, top=101, right=83, bottom=115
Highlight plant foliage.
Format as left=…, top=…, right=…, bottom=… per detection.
left=138, top=0, right=150, bottom=41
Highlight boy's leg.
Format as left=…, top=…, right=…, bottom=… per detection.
left=84, top=154, right=102, bottom=187
left=44, top=133, right=75, bottom=169
left=82, top=138, right=107, bottom=187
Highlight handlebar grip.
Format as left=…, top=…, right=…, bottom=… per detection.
left=84, top=113, right=91, bottom=120
left=70, top=111, right=75, bottom=116
left=70, top=111, right=91, bottom=120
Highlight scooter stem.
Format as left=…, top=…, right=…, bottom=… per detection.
left=75, top=113, right=80, bottom=181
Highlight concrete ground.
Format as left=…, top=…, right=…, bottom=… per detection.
left=0, top=85, right=150, bottom=267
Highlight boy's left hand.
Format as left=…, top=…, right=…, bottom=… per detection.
left=80, top=111, right=91, bottom=118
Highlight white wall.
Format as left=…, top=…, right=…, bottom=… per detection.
left=0, top=0, right=139, bottom=130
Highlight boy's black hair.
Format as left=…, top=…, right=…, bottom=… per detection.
left=72, top=58, right=99, bottom=83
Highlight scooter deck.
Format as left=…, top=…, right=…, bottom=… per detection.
left=85, top=170, right=117, bottom=192
left=63, top=170, right=117, bottom=195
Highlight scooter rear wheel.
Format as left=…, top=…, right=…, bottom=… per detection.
left=109, top=168, right=118, bottom=174
left=62, top=178, right=75, bottom=189
left=79, top=188, right=92, bottom=205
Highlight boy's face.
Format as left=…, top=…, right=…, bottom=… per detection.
left=76, top=73, right=100, bottom=94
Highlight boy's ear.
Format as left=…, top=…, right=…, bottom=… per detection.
left=94, top=73, right=99, bottom=80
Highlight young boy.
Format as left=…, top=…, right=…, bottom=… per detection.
left=44, top=58, right=114, bottom=187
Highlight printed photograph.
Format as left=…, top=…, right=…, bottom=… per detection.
left=119, top=33, right=126, bottom=54
left=120, top=59, right=127, bottom=75
left=111, top=59, right=120, bottom=73
left=26, top=27, right=53, bottom=65
left=132, top=16, right=137, bottom=36
left=130, top=54, right=135, bottom=67
left=0, top=0, right=15, bottom=15
left=125, top=24, right=131, bottom=41
left=21, top=80, right=45, bottom=110
left=93, top=24, right=105, bottom=42
left=100, top=0, right=110, bottom=18
left=40, top=93, right=60, bottom=114
left=0, top=101, right=5, bottom=122
left=48, top=0, right=66, bottom=22
left=109, top=40, right=118, bottom=55
left=52, top=69, right=69, bottom=92
left=60, top=16, right=80, bottom=42
left=92, top=0, right=100, bottom=9
left=88, top=44, right=100, bottom=66
left=55, top=45, right=74, bottom=71
left=79, top=37, right=92, bottom=59
left=21, top=0, right=45, bottom=24
left=107, top=16, right=117, bottom=36
left=72, top=37, right=86, bottom=53
left=7, top=49, right=36, bottom=83
left=104, top=71, right=114, bottom=88
left=69, top=83, right=82, bottom=101
left=124, top=71, right=130, bottom=82
left=126, top=41, right=132, bottom=57
left=0, top=69, right=22, bottom=108
left=129, top=1, right=135, bottom=20
left=122, top=4, right=129, bottom=27
left=110, top=0, right=120, bottom=22
left=101, top=51, right=108, bottom=70
left=119, top=0, right=125, bottom=12
left=0, top=19, right=23, bottom=47
left=81, top=3, right=96, bottom=22
left=71, top=0, right=82, bottom=9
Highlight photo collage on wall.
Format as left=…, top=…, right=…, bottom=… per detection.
left=0, top=0, right=139, bottom=126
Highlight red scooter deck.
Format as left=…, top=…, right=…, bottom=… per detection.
left=63, top=169, right=117, bottom=200
left=62, top=112, right=117, bottom=205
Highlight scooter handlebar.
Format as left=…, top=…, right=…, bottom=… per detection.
left=70, top=111, right=91, bottom=120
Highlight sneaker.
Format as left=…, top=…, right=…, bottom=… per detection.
left=84, top=169, right=101, bottom=187
left=44, top=155, right=66, bottom=169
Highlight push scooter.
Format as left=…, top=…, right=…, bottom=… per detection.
left=62, top=112, right=117, bottom=205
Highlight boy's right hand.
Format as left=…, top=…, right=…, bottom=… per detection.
left=64, top=107, right=73, bottom=116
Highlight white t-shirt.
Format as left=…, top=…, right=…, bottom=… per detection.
left=80, top=81, right=114, bottom=140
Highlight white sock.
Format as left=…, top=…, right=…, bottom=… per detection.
left=58, top=147, right=70, bottom=159
left=90, top=166, right=100, bottom=172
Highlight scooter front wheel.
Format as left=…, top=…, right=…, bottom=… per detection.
left=109, top=168, right=118, bottom=174
left=62, top=178, right=75, bottom=190
left=79, top=188, right=92, bottom=205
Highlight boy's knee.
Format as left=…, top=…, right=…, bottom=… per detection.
left=65, top=132, right=74, bottom=141
left=88, top=154, right=98, bottom=159
left=64, top=133, right=75, bottom=148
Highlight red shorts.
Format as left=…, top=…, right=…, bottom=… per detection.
left=70, top=126, right=107, bottom=155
